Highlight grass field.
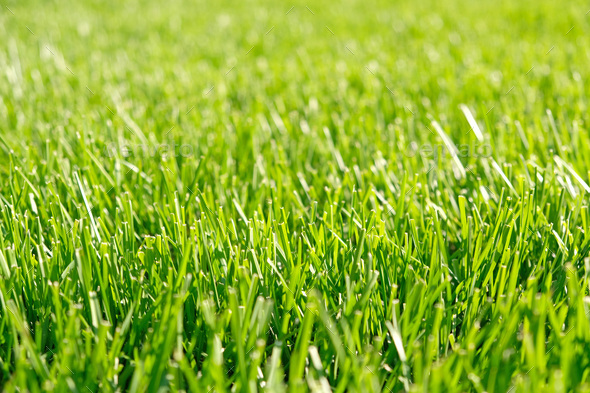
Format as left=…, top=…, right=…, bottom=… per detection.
left=1, top=0, right=590, bottom=391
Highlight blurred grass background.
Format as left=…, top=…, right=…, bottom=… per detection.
left=1, top=0, right=588, bottom=167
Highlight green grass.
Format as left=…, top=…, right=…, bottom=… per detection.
left=1, top=0, right=590, bottom=391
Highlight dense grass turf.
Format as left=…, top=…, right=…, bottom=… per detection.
left=2, top=0, right=590, bottom=391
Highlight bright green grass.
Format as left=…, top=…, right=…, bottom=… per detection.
left=1, top=0, right=590, bottom=391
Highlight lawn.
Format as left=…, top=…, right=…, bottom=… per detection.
left=1, top=0, right=590, bottom=391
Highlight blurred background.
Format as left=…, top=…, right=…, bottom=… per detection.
left=1, top=0, right=589, bottom=207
